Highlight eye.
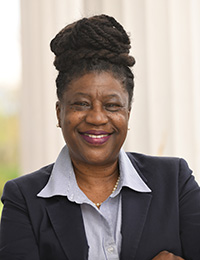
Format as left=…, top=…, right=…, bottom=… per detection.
left=74, top=101, right=90, bottom=107
left=104, top=103, right=122, bottom=112
left=71, top=101, right=90, bottom=111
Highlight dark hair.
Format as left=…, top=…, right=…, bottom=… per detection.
left=50, top=14, right=135, bottom=106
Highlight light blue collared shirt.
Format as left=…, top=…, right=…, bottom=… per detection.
left=38, top=145, right=151, bottom=260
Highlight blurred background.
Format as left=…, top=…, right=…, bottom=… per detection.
left=0, top=0, right=200, bottom=215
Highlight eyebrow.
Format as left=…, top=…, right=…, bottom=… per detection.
left=73, top=92, right=121, bottom=98
left=73, top=92, right=91, bottom=97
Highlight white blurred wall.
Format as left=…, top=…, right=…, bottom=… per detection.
left=20, top=0, right=200, bottom=182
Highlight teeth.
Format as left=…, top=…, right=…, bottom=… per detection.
left=85, top=134, right=108, bottom=139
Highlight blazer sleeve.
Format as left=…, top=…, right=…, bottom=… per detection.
left=0, top=180, right=40, bottom=260
left=179, top=158, right=200, bottom=259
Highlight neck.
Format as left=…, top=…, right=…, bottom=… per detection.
left=72, top=159, right=119, bottom=184
left=71, top=159, right=120, bottom=205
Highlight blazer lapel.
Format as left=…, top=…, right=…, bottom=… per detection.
left=120, top=188, right=152, bottom=260
left=46, top=197, right=88, bottom=260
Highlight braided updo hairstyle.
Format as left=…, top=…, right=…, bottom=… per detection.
left=50, top=14, right=136, bottom=107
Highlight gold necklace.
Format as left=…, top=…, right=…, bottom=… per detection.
left=94, top=175, right=120, bottom=208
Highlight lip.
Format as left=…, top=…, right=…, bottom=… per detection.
left=79, top=130, right=112, bottom=145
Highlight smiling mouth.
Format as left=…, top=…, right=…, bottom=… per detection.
left=80, top=132, right=111, bottom=145
left=85, top=133, right=109, bottom=138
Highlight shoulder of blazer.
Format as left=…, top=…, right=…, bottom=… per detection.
left=125, top=152, right=185, bottom=185
left=126, top=151, right=181, bottom=170
left=6, top=163, right=55, bottom=197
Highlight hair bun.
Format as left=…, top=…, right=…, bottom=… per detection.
left=50, top=14, right=135, bottom=72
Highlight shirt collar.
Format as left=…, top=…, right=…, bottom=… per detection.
left=37, top=145, right=151, bottom=201
left=117, top=149, right=151, bottom=193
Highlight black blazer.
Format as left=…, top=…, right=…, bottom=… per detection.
left=0, top=152, right=200, bottom=260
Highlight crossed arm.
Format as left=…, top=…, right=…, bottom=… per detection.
left=152, top=251, right=184, bottom=259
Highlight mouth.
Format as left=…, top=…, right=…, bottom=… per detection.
left=79, top=131, right=112, bottom=145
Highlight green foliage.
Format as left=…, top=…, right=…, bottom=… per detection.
left=0, top=164, right=19, bottom=194
left=0, top=202, right=2, bottom=215
left=0, top=113, right=19, bottom=217
left=0, top=164, right=19, bottom=216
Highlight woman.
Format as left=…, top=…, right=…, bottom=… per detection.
left=0, top=14, right=200, bottom=260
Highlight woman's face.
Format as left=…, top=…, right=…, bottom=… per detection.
left=56, top=71, right=131, bottom=166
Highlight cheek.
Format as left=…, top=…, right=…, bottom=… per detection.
left=110, top=113, right=129, bottom=131
left=61, top=112, right=71, bottom=126
left=62, top=111, right=85, bottom=128
left=65, top=120, right=72, bottom=127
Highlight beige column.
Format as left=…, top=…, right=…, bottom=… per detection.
left=122, top=0, right=150, bottom=153
left=190, top=0, right=200, bottom=181
left=168, top=0, right=196, bottom=173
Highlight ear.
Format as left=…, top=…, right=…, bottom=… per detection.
left=56, top=101, right=61, bottom=127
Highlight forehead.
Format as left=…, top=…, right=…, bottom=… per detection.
left=65, top=72, right=128, bottom=97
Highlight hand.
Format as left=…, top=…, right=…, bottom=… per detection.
left=152, top=250, right=184, bottom=260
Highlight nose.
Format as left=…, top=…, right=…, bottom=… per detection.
left=85, top=104, right=108, bottom=125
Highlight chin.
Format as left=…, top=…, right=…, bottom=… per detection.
left=83, top=150, right=119, bottom=166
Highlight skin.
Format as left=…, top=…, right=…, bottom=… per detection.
left=152, top=251, right=184, bottom=260
left=56, top=71, right=130, bottom=204
left=56, top=71, right=184, bottom=260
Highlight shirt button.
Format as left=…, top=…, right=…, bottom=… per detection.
left=107, top=246, right=114, bottom=253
